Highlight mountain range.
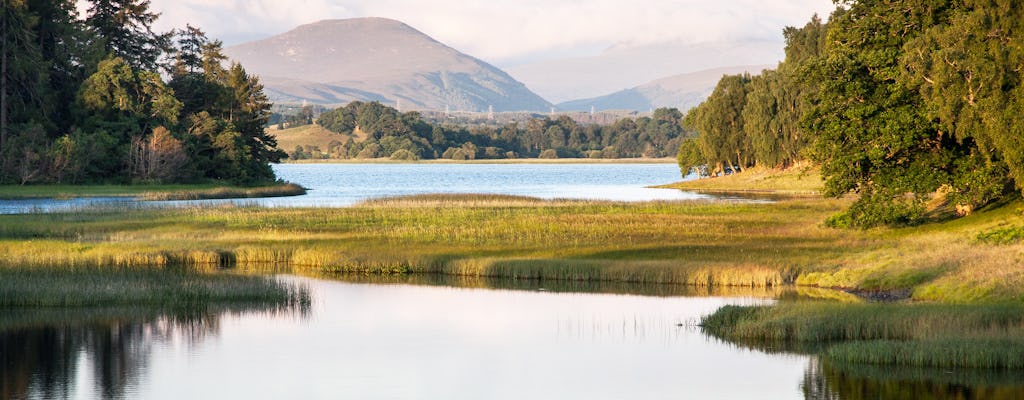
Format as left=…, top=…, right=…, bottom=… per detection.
left=224, top=18, right=552, bottom=112
left=225, top=18, right=781, bottom=113
left=555, top=65, right=770, bottom=112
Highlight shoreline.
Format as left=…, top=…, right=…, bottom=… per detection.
left=0, top=182, right=306, bottom=201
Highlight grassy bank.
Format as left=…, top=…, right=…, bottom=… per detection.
left=0, top=266, right=309, bottom=309
left=0, top=182, right=306, bottom=200
left=2, top=189, right=1022, bottom=301
left=702, top=302, right=1024, bottom=368
left=659, top=165, right=824, bottom=195
left=0, top=195, right=852, bottom=288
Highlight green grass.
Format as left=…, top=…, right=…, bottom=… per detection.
left=1, top=192, right=1023, bottom=301
left=0, top=266, right=310, bottom=309
left=0, top=182, right=306, bottom=200
left=701, top=302, right=1024, bottom=368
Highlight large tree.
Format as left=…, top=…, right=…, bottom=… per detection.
left=808, top=0, right=962, bottom=226
left=86, top=0, right=171, bottom=71
left=900, top=0, right=1023, bottom=208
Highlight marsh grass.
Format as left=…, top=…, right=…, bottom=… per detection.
left=138, top=183, right=306, bottom=200
left=0, top=182, right=305, bottom=200
left=701, top=302, right=1024, bottom=369
left=0, top=266, right=310, bottom=309
left=2, top=193, right=1023, bottom=300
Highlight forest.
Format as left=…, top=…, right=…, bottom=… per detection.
left=680, top=0, right=1024, bottom=227
left=290, top=101, right=688, bottom=160
left=0, top=0, right=285, bottom=185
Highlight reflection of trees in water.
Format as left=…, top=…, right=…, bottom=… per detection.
left=801, top=356, right=1024, bottom=400
left=1, top=312, right=224, bottom=399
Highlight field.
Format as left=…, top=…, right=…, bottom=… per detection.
left=270, top=123, right=353, bottom=155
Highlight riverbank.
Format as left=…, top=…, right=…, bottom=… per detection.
left=2, top=190, right=1021, bottom=302
left=656, top=165, right=824, bottom=196
left=0, top=182, right=306, bottom=200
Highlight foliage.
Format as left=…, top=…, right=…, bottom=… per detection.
left=0, top=0, right=284, bottom=185
left=313, top=101, right=688, bottom=160
left=683, top=1, right=1024, bottom=227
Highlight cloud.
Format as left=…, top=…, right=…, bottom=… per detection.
left=79, top=0, right=836, bottom=65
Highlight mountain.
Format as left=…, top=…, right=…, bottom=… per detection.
left=556, top=65, right=770, bottom=112
left=224, top=18, right=552, bottom=112
left=508, top=40, right=784, bottom=104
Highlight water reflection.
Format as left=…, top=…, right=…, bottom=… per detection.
left=0, top=306, right=304, bottom=399
left=802, top=358, right=1024, bottom=400
left=701, top=321, right=1024, bottom=399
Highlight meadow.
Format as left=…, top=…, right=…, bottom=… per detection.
left=1, top=190, right=1021, bottom=302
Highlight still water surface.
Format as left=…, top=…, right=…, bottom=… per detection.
left=0, top=163, right=709, bottom=213
left=5, top=277, right=1022, bottom=399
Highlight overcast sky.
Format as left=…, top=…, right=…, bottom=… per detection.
left=78, top=0, right=836, bottom=67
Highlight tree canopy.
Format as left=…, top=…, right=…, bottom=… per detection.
left=300, top=101, right=689, bottom=161
left=679, top=1, right=1024, bottom=227
left=0, top=0, right=283, bottom=185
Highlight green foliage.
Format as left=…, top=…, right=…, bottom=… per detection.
left=977, top=225, right=1024, bottom=245
left=0, top=4, right=284, bottom=185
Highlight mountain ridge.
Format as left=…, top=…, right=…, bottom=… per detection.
left=224, top=18, right=552, bottom=112
left=556, top=65, right=771, bottom=112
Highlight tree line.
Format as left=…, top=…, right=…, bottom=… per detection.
left=1, top=0, right=284, bottom=185
left=291, top=101, right=688, bottom=160
left=679, top=0, right=1024, bottom=227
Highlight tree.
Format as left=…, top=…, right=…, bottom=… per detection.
left=685, top=74, right=751, bottom=175
left=808, top=1, right=960, bottom=226
left=900, top=0, right=1023, bottom=208
left=86, top=0, right=172, bottom=71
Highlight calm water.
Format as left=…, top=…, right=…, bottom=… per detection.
left=4, top=277, right=1021, bottom=399
left=0, top=163, right=709, bottom=213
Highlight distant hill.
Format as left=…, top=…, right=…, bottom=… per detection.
left=509, top=40, right=783, bottom=103
left=556, top=65, right=771, bottom=113
left=225, top=18, right=552, bottom=112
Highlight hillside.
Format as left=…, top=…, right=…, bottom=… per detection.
left=225, top=18, right=552, bottom=112
left=508, top=40, right=784, bottom=103
left=271, top=124, right=349, bottom=155
left=557, top=65, right=770, bottom=112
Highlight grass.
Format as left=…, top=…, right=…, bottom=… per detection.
left=271, top=123, right=351, bottom=155
left=659, top=164, right=824, bottom=195
left=0, top=195, right=853, bottom=289
left=0, top=266, right=310, bottom=309
left=1, top=190, right=1023, bottom=301
left=701, top=302, right=1024, bottom=369
left=0, top=182, right=306, bottom=200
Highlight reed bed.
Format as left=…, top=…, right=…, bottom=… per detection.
left=138, top=182, right=306, bottom=200
left=2, top=193, right=1023, bottom=300
left=701, top=302, right=1024, bottom=368
left=0, top=266, right=309, bottom=308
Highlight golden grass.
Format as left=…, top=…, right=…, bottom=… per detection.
left=660, top=164, right=824, bottom=195
left=270, top=124, right=350, bottom=154
left=2, top=192, right=1023, bottom=302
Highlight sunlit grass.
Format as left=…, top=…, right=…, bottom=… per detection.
left=0, top=182, right=305, bottom=200
left=1, top=192, right=1023, bottom=300
left=0, top=266, right=310, bottom=309
left=701, top=302, right=1024, bottom=368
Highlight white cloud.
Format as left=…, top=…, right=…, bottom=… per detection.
left=79, top=0, right=836, bottom=66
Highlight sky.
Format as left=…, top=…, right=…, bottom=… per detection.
left=78, top=0, right=837, bottom=68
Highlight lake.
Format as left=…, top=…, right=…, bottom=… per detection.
left=5, top=276, right=1021, bottom=399
left=0, top=163, right=713, bottom=214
